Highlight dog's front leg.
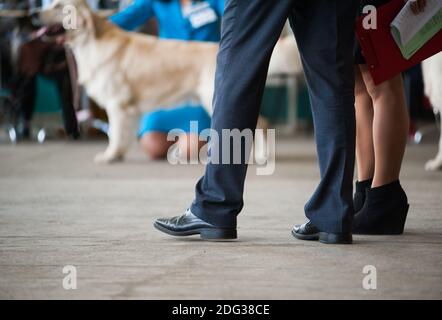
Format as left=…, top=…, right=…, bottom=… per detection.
left=425, top=119, right=442, bottom=171
left=254, top=116, right=269, bottom=163
left=94, top=104, right=137, bottom=165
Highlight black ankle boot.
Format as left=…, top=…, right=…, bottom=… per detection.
left=353, top=180, right=409, bottom=235
left=353, top=179, right=373, bottom=213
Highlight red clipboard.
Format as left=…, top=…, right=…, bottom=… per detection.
left=356, top=0, right=442, bottom=85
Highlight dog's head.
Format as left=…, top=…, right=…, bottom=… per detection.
left=37, top=0, right=100, bottom=44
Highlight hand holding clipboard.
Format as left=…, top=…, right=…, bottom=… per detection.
left=355, top=0, right=442, bottom=85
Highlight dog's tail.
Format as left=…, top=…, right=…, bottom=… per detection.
left=268, top=36, right=303, bottom=77
left=422, top=52, right=442, bottom=114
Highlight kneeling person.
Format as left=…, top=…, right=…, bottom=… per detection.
left=139, top=105, right=211, bottom=160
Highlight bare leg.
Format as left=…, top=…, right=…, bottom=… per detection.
left=360, top=65, right=409, bottom=187
left=140, top=132, right=175, bottom=160
left=140, top=132, right=207, bottom=161
left=355, top=66, right=375, bottom=181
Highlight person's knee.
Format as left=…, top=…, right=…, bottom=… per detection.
left=140, top=132, right=172, bottom=159
left=366, top=82, right=387, bottom=101
left=355, top=78, right=369, bottom=100
left=365, top=75, right=404, bottom=102
left=359, top=66, right=386, bottom=101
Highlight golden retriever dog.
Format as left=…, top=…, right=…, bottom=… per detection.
left=38, top=0, right=302, bottom=164
left=422, top=52, right=442, bottom=171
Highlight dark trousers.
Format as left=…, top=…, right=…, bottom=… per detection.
left=191, top=0, right=359, bottom=234
left=48, top=71, right=79, bottom=138
left=13, top=71, right=79, bottom=138
left=12, top=73, right=37, bottom=124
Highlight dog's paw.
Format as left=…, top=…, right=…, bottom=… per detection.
left=94, top=152, right=113, bottom=165
left=425, top=158, right=442, bottom=171
left=94, top=152, right=122, bottom=165
left=254, top=152, right=268, bottom=165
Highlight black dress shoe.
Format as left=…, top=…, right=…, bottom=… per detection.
left=354, top=178, right=372, bottom=213
left=353, top=180, right=409, bottom=235
left=154, top=209, right=237, bottom=240
left=292, top=221, right=353, bottom=244
left=291, top=221, right=320, bottom=240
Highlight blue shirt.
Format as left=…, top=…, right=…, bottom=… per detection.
left=138, top=105, right=212, bottom=135
left=110, top=0, right=224, bottom=42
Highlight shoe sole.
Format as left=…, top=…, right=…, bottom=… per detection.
left=291, top=229, right=319, bottom=241
left=154, top=222, right=237, bottom=240
left=291, top=229, right=352, bottom=244
left=318, top=232, right=352, bottom=244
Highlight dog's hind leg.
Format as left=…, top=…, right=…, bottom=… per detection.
left=425, top=115, right=442, bottom=171
left=94, top=104, right=138, bottom=164
left=254, top=116, right=269, bottom=164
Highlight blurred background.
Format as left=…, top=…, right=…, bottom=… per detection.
left=0, top=1, right=438, bottom=148
left=0, top=0, right=441, bottom=300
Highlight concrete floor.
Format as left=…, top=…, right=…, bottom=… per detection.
left=0, top=136, right=441, bottom=299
